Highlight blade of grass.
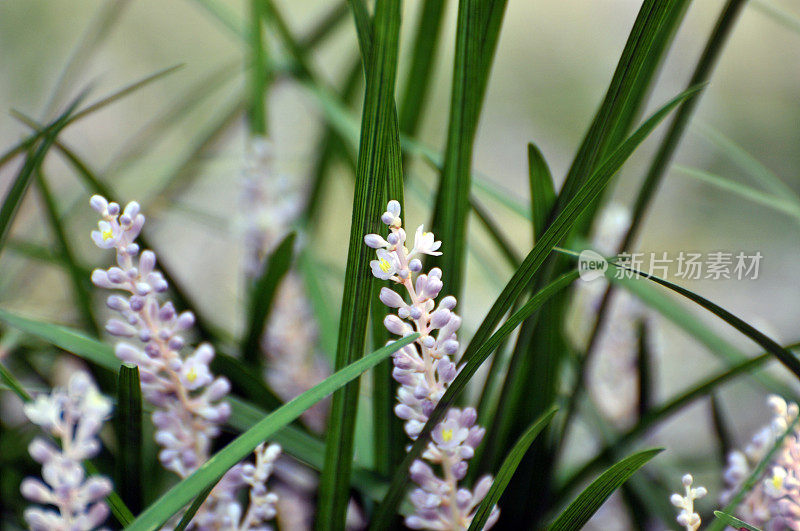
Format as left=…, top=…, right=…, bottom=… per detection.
left=0, top=93, right=87, bottom=259
left=315, top=0, right=402, bottom=527
left=173, top=484, right=215, bottom=531
left=41, top=0, right=131, bottom=117
left=555, top=344, right=800, bottom=501
left=560, top=0, right=748, bottom=462
left=241, top=232, right=296, bottom=367
left=548, top=449, right=663, bottom=531
left=467, top=407, right=558, bottom=531
left=397, top=0, right=448, bottom=138
left=709, top=393, right=733, bottom=467
left=693, top=122, right=799, bottom=200
left=249, top=0, right=268, bottom=135
left=125, top=334, right=417, bottom=531
left=713, top=511, right=762, bottom=531
left=298, top=1, right=350, bottom=50
left=672, top=164, right=800, bottom=222
left=369, top=270, right=578, bottom=529
left=751, top=0, right=800, bottom=35
left=0, top=65, right=182, bottom=174
left=10, top=111, right=226, bottom=344
left=528, top=142, right=556, bottom=243
left=34, top=170, right=99, bottom=334
left=431, top=0, right=508, bottom=300
left=116, top=364, right=143, bottom=514
left=460, top=87, right=702, bottom=371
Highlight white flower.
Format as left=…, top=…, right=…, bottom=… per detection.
left=370, top=249, right=399, bottom=280
left=411, top=225, right=442, bottom=256
left=90, top=220, right=120, bottom=249
left=764, top=466, right=787, bottom=498
left=23, top=395, right=59, bottom=429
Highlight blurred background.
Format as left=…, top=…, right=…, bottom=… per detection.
left=1, top=0, right=799, bottom=528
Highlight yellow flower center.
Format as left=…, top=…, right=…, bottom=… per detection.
left=186, top=368, right=197, bottom=383
left=102, top=228, right=114, bottom=241
left=379, top=258, right=392, bottom=273
left=772, top=473, right=784, bottom=490
left=442, top=428, right=454, bottom=442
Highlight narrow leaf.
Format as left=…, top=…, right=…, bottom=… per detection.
left=241, top=231, right=296, bottom=366
left=527, top=142, right=556, bottom=242
left=116, top=364, right=143, bottom=513
left=548, top=449, right=663, bottom=530
left=467, top=407, right=558, bottom=531
left=713, top=511, right=762, bottom=531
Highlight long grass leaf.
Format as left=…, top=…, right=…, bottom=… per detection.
left=0, top=93, right=86, bottom=258
left=527, top=142, right=556, bottom=243
left=125, top=334, right=417, bottom=531
left=713, top=511, right=762, bottom=531
left=431, top=0, right=508, bottom=300
left=0, top=65, right=181, bottom=174
left=315, top=0, right=402, bottom=527
left=467, top=407, right=558, bottom=531
left=34, top=171, right=99, bottom=334
left=248, top=0, right=268, bottom=135
left=241, top=232, right=296, bottom=367
left=116, top=364, right=143, bottom=513
left=548, top=449, right=663, bottom=530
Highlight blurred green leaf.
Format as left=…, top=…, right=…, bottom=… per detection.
left=0, top=94, right=86, bottom=259
left=241, top=231, right=296, bottom=367
left=713, top=511, right=762, bottom=531
left=174, top=484, right=215, bottom=531
left=548, top=449, right=663, bottom=531
left=467, top=407, right=558, bottom=531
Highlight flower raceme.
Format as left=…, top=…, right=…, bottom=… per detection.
left=670, top=474, right=707, bottom=531
left=721, top=395, right=800, bottom=528
left=21, top=371, right=113, bottom=531
left=88, top=195, right=279, bottom=529
left=365, top=200, right=499, bottom=530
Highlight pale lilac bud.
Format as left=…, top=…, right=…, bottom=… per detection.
left=409, top=306, right=422, bottom=320
left=380, top=287, right=405, bottom=308
left=384, top=315, right=410, bottom=336
left=106, top=319, right=136, bottom=337
left=89, top=195, right=108, bottom=213
left=91, top=269, right=116, bottom=289
left=409, top=258, right=422, bottom=272
left=422, top=336, right=436, bottom=349
left=430, top=309, right=451, bottom=329
left=106, top=295, right=129, bottom=311
left=398, top=307, right=410, bottom=319
left=107, top=267, right=125, bottom=283
left=443, top=339, right=459, bottom=355
left=126, top=243, right=139, bottom=256
left=204, top=378, right=231, bottom=402
left=107, top=202, right=120, bottom=216
left=139, top=250, right=156, bottom=274
left=387, top=232, right=400, bottom=245
left=129, top=296, right=145, bottom=312
left=440, top=295, right=457, bottom=310
left=364, top=234, right=389, bottom=248
left=387, top=200, right=401, bottom=217
left=395, top=404, right=415, bottom=419
left=381, top=212, right=394, bottom=225
left=176, top=311, right=195, bottom=329
left=428, top=267, right=442, bottom=279
left=20, top=479, right=51, bottom=504
left=123, top=201, right=140, bottom=219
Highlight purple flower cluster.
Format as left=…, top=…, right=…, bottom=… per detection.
left=366, top=200, right=499, bottom=530
left=89, top=195, right=280, bottom=529
left=721, top=395, right=800, bottom=529
left=21, top=371, right=113, bottom=530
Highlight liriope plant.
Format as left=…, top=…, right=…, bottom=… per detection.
left=1, top=0, right=800, bottom=530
